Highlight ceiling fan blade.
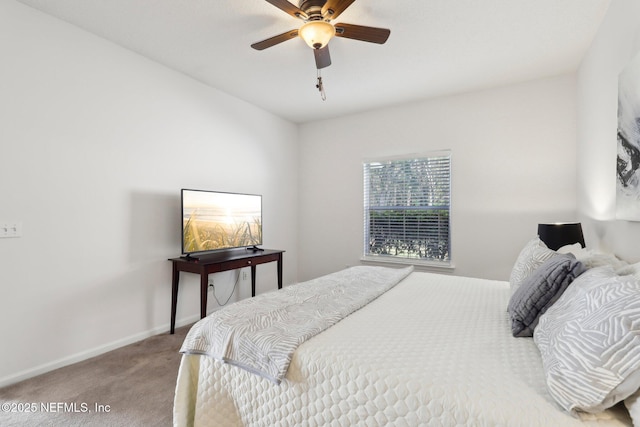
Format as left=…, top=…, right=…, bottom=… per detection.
left=264, top=0, right=308, bottom=20
left=251, top=29, right=299, bottom=50
left=322, top=0, right=356, bottom=20
left=314, top=45, right=332, bottom=69
left=334, top=23, right=390, bottom=44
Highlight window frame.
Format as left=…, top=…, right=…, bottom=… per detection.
left=361, top=151, right=453, bottom=269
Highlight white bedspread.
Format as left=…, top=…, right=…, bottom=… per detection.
left=173, top=271, right=632, bottom=426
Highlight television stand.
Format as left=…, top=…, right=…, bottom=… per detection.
left=168, top=249, right=284, bottom=334
left=246, top=246, right=264, bottom=252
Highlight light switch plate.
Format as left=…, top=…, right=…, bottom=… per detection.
left=0, top=222, right=22, bottom=238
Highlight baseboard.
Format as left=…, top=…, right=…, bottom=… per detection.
left=0, top=314, right=201, bottom=388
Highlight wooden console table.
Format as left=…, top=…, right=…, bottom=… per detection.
left=168, top=249, right=284, bottom=334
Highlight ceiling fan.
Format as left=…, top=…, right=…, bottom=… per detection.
left=251, top=0, right=391, bottom=70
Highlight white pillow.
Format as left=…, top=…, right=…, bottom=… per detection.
left=534, top=267, right=640, bottom=414
left=509, top=237, right=556, bottom=294
left=557, top=243, right=583, bottom=255
left=557, top=245, right=629, bottom=271
left=617, top=261, right=640, bottom=277
left=625, top=389, right=640, bottom=427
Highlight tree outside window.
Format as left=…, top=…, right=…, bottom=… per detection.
left=363, top=152, right=451, bottom=265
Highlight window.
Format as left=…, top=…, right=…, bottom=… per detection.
left=363, top=152, right=451, bottom=266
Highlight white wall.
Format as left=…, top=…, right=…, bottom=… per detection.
left=577, top=0, right=640, bottom=262
left=298, top=75, right=578, bottom=282
left=0, top=1, right=298, bottom=386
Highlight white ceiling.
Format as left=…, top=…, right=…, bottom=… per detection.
left=16, top=0, right=611, bottom=123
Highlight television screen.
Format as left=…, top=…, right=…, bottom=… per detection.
left=181, top=189, right=262, bottom=255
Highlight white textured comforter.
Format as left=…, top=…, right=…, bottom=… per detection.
left=173, top=271, right=632, bottom=426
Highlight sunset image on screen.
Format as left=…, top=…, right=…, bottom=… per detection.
left=182, top=191, right=262, bottom=253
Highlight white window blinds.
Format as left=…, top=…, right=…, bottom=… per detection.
left=363, top=152, right=451, bottom=264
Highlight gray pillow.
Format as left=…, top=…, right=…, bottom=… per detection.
left=507, top=253, right=585, bottom=337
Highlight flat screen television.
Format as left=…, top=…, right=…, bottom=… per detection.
left=181, top=189, right=262, bottom=256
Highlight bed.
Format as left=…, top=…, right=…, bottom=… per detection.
left=173, top=240, right=640, bottom=426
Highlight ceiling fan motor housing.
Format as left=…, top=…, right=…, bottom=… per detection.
left=299, top=0, right=331, bottom=20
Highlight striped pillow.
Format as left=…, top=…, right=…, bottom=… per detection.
left=509, top=237, right=556, bottom=295
left=534, top=267, right=640, bottom=413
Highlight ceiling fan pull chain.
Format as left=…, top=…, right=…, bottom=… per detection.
left=316, top=69, right=327, bottom=101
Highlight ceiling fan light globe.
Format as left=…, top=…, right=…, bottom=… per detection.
left=299, top=21, right=335, bottom=49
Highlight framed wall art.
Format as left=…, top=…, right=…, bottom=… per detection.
left=616, top=49, right=640, bottom=220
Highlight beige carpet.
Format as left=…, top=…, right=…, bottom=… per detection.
left=0, top=324, right=191, bottom=427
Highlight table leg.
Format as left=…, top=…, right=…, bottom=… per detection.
left=277, top=253, right=283, bottom=289
left=171, top=265, right=179, bottom=334
left=251, top=265, right=256, bottom=297
left=200, top=273, right=208, bottom=319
